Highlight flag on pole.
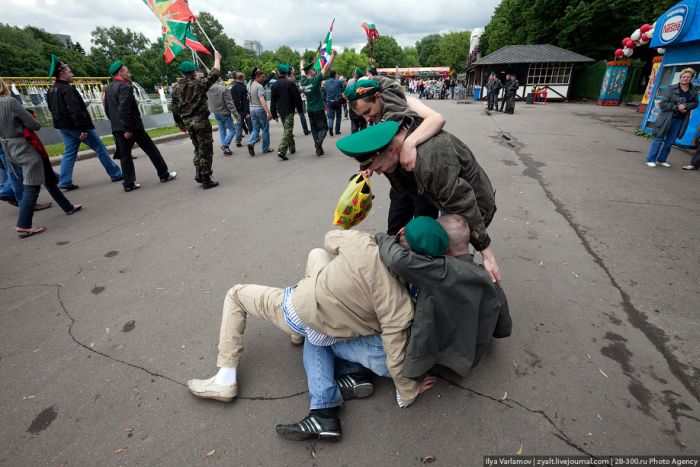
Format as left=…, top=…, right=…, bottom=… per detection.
left=361, top=22, right=380, bottom=41
left=143, top=0, right=210, bottom=63
left=314, top=18, right=335, bottom=71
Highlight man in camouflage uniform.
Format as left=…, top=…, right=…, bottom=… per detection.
left=172, top=51, right=222, bottom=189
left=270, top=64, right=304, bottom=160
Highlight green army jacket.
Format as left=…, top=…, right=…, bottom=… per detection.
left=172, top=68, right=221, bottom=128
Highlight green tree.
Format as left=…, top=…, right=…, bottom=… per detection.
left=196, top=11, right=255, bottom=75
left=360, top=36, right=404, bottom=68
left=273, top=45, right=300, bottom=67
left=401, top=47, right=420, bottom=67
left=332, top=48, right=370, bottom=78
left=438, top=31, right=471, bottom=72
left=416, top=34, right=442, bottom=66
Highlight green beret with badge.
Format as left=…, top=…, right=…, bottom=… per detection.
left=336, top=120, right=400, bottom=167
left=342, top=78, right=380, bottom=102
left=49, top=54, right=67, bottom=78
left=178, top=61, right=196, bottom=74
left=354, top=67, right=365, bottom=77
left=277, top=63, right=290, bottom=74
left=404, top=217, right=449, bottom=257
left=108, top=60, right=124, bottom=76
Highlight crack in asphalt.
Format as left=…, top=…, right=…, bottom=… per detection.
left=489, top=122, right=700, bottom=404
left=442, top=376, right=595, bottom=457
left=0, top=283, right=307, bottom=402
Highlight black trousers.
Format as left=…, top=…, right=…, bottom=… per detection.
left=505, top=94, right=517, bottom=113
left=691, top=146, right=700, bottom=168
left=487, top=91, right=498, bottom=110
left=113, top=129, right=169, bottom=187
left=307, top=110, right=328, bottom=146
left=387, top=188, right=439, bottom=235
left=350, top=116, right=367, bottom=134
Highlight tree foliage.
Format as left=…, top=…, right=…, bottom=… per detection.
left=360, top=36, right=405, bottom=68
left=480, top=0, right=679, bottom=60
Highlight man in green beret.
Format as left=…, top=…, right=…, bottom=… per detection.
left=172, top=50, right=223, bottom=189
left=299, top=49, right=337, bottom=157
left=336, top=120, right=501, bottom=283
left=104, top=60, right=177, bottom=192
left=270, top=64, right=304, bottom=160
left=342, top=74, right=445, bottom=238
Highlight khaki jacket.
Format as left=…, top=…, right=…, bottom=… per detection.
left=292, top=230, right=419, bottom=405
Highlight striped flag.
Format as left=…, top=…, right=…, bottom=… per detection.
left=143, top=0, right=210, bottom=63
left=314, top=18, right=335, bottom=71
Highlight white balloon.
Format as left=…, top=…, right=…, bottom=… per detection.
left=647, top=28, right=654, bottom=38
left=631, top=29, right=641, bottom=41
left=657, top=48, right=665, bottom=54
left=639, top=38, right=649, bottom=45
left=623, top=47, right=633, bottom=57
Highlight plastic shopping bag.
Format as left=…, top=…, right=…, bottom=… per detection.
left=333, top=173, right=373, bottom=230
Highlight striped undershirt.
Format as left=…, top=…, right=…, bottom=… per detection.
left=282, top=287, right=340, bottom=347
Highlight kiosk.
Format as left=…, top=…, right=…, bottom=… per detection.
left=640, top=0, right=700, bottom=147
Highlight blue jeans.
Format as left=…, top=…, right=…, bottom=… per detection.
left=0, top=146, right=23, bottom=201
left=58, top=128, right=122, bottom=187
left=214, top=113, right=235, bottom=148
left=304, top=334, right=390, bottom=410
left=326, top=103, right=342, bottom=133
left=247, top=108, right=270, bottom=151
left=646, top=118, right=684, bottom=163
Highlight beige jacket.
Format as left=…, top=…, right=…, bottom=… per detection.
left=292, top=230, right=419, bottom=405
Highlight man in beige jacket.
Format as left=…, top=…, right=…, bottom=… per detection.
left=188, top=229, right=434, bottom=417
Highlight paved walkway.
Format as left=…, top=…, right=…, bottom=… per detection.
left=1, top=99, right=698, bottom=465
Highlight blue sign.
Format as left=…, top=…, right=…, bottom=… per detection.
left=651, top=0, right=698, bottom=47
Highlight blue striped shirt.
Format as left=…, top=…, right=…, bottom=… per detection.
left=282, top=287, right=340, bottom=347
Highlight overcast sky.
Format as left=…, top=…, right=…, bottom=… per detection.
left=5, top=0, right=501, bottom=53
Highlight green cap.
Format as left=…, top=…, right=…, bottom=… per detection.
left=49, top=54, right=66, bottom=78
left=343, top=78, right=380, bottom=102
left=277, top=63, right=290, bottom=74
left=404, top=217, right=449, bottom=257
left=302, top=62, right=315, bottom=72
left=108, top=60, right=123, bottom=76
left=336, top=120, right=400, bottom=166
left=178, top=61, right=196, bottom=74
left=354, top=67, right=365, bottom=77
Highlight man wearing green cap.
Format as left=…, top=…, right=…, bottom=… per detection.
left=47, top=55, right=123, bottom=190
left=104, top=60, right=177, bottom=192
left=336, top=120, right=501, bottom=283
left=172, top=50, right=223, bottom=189
left=299, top=49, right=337, bottom=157
left=270, top=64, right=304, bottom=161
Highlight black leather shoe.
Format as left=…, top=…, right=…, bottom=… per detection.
left=59, top=184, right=79, bottom=191
left=235, top=143, right=242, bottom=147
left=160, top=171, right=177, bottom=182
left=303, top=130, right=311, bottom=135
left=248, top=144, right=255, bottom=156
left=276, top=414, right=341, bottom=442
left=290, top=147, right=296, bottom=154
left=194, top=170, right=202, bottom=184
left=315, top=142, right=323, bottom=157
left=329, top=129, right=334, bottom=136
left=336, top=374, right=374, bottom=401
left=277, top=152, right=289, bottom=161
left=201, top=179, right=219, bottom=189
left=123, top=183, right=141, bottom=192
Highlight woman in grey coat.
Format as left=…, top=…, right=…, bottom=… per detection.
left=0, top=79, right=81, bottom=238
left=645, top=68, right=697, bottom=168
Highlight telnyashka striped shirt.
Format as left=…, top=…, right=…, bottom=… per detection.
left=282, top=287, right=340, bottom=346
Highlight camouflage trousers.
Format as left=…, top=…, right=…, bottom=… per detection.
left=277, top=114, right=295, bottom=157
left=184, top=116, right=214, bottom=178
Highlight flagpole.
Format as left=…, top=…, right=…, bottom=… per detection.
left=194, top=20, right=218, bottom=54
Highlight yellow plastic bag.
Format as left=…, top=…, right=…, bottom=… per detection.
left=333, top=173, right=373, bottom=230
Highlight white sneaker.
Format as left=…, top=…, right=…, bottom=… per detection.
left=658, top=162, right=671, bottom=167
left=187, top=376, right=237, bottom=401
left=682, top=165, right=698, bottom=170
left=646, top=162, right=657, bottom=167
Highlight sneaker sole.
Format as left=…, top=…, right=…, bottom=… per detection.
left=277, top=430, right=341, bottom=442
left=339, top=381, right=374, bottom=400
left=190, top=391, right=235, bottom=402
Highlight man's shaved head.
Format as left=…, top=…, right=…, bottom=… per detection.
left=437, top=215, right=470, bottom=256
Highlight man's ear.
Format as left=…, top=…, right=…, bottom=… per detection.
left=374, top=92, right=382, bottom=102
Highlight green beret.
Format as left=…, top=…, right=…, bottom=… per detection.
left=277, top=63, right=290, bottom=74
left=404, top=217, right=449, bottom=257
left=108, top=60, right=123, bottom=76
left=343, top=78, right=380, bottom=102
left=302, top=62, right=315, bottom=72
left=178, top=61, right=196, bottom=74
left=336, top=120, right=400, bottom=166
left=354, top=67, right=365, bottom=77
left=49, top=54, right=65, bottom=78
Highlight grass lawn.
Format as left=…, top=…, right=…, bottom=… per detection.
left=45, top=120, right=216, bottom=157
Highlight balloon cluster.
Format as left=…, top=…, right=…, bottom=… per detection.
left=614, top=23, right=665, bottom=58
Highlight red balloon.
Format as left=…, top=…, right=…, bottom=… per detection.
left=640, top=24, right=652, bottom=33
left=624, top=39, right=637, bottom=48
left=622, top=36, right=632, bottom=46
left=641, top=33, right=651, bottom=42
left=614, top=48, right=624, bottom=58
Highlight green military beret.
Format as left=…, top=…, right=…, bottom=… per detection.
left=277, top=63, right=290, bottom=74
left=302, top=62, right=315, bottom=72
left=108, top=60, right=123, bottom=76
left=178, top=61, right=196, bottom=74
left=336, top=120, right=400, bottom=166
left=343, top=78, right=380, bottom=102
left=49, top=54, right=66, bottom=78
left=354, top=67, right=365, bottom=77
left=404, top=217, right=449, bottom=257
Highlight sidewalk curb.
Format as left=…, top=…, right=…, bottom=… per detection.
left=48, top=130, right=201, bottom=167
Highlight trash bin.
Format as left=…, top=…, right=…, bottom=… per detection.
left=473, top=86, right=481, bottom=102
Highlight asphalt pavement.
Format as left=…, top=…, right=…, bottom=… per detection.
left=1, top=98, right=699, bottom=466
